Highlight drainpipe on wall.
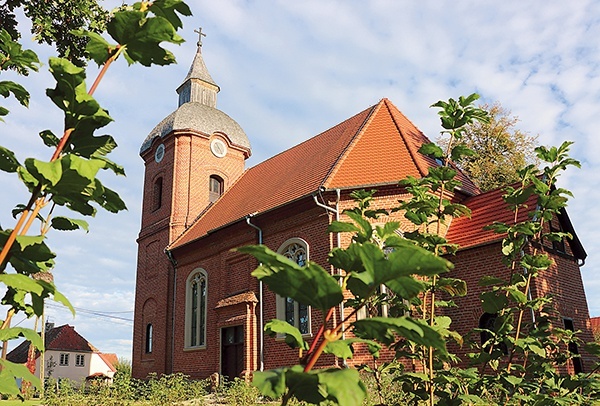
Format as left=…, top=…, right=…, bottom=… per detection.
left=313, top=189, right=344, bottom=364
left=245, top=214, right=264, bottom=372
left=165, top=248, right=177, bottom=374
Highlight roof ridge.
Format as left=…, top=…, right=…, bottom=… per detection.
left=245, top=106, right=378, bottom=169
left=383, top=99, right=430, bottom=178
left=321, top=101, right=381, bottom=189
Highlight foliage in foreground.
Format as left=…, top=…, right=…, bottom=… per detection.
left=42, top=372, right=206, bottom=406
left=0, top=0, right=190, bottom=398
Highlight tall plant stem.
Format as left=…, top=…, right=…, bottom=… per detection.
left=0, top=47, right=121, bottom=271
left=0, top=308, right=15, bottom=359
left=506, top=270, right=533, bottom=372
left=306, top=307, right=335, bottom=356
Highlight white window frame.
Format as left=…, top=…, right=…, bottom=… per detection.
left=276, top=238, right=311, bottom=335
left=185, top=268, right=208, bottom=349
left=357, top=223, right=405, bottom=320
left=59, top=353, right=69, bottom=366
left=75, top=354, right=85, bottom=367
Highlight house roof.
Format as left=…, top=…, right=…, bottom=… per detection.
left=7, top=324, right=98, bottom=364
left=98, top=352, right=118, bottom=372
left=446, top=183, right=587, bottom=260
left=590, top=316, right=600, bottom=336
left=170, top=98, right=478, bottom=249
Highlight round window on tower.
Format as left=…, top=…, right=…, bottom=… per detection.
left=210, top=138, right=227, bottom=158
left=155, top=144, right=165, bottom=163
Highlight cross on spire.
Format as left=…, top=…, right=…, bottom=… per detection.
left=194, top=27, right=206, bottom=47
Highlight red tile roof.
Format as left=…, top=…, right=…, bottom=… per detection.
left=446, top=183, right=586, bottom=261
left=7, top=324, right=98, bottom=364
left=171, top=99, right=478, bottom=249
left=590, top=317, right=600, bottom=337
left=445, top=185, right=533, bottom=250
left=98, top=352, right=118, bottom=372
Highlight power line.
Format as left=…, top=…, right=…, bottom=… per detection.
left=45, top=303, right=134, bottom=324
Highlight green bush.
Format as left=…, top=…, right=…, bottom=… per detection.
left=221, top=377, right=261, bottom=406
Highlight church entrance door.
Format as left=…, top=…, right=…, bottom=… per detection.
left=221, top=325, right=244, bottom=379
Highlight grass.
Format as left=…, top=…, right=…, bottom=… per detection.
left=0, top=401, right=42, bottom=406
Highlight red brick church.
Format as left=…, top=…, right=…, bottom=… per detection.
left=131, top=38, right=592, bottom=379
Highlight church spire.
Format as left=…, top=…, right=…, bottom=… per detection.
left=176, top=27, right=220, bottom=107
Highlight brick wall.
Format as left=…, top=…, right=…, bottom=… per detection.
left=133, top=142, right=593, bottom=379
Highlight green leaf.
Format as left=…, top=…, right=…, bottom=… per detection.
left=75, top=30, right=113, bottom=66
left=0, top=29, right=40, bottom=74
left=0, top=359, right=41, bottom=396
left=39, top=129, right=60, bottom=148
left=418, top=142, right=444, bottom=159
left=0, top=274, right=44, bottom=295
left=345, top=210, right=373, bottom=240
left=13, top=235, right=53, bottom=260
left=240, top=245, right=344, bottom=310
left=324, top=338, right=381, bottom=359
left=149, top=0, right=193, bottom=30
left=264, top=319, right=308, bottom=350
left=0, top=145, right=21, bottom=173
left=479, top=276, right=507, bottom=286
left=436, top=277, right=467, bottom=296
left=253, top=369, right=287, bottom=399
left=521, top=253, right=552, bottom=272
left=0, top=327, right=43, bottom=349
left=90, top=179, right=127, bottom=213
left=24, top=158, right=62, bottom=187
left=0, top=80, right=30, bottom=107
left=328, top=245, right=365, bottom=274
left=315, top=368, right=367, bottom=406
left=50, top=217, right=90, bottom=232
left=353, top=316, right=447, bottom=355
left=49, top=289, right=75, bottom=316
left=384, top=276, right=426, bottom=299
left=386, top=240, right=453, bottom=277
left=450, top=143, right=476, bottom=162
left=328, top=221, right=360, bottom=233
left=480, top=292, right=508, bottom=314
left=71, top=134, right=118, bottom=159
left=286, top=367, right=367, bottom=406
left=46, top=57, right=87, bottom=114
left=108, top=12, right=183, bottom=66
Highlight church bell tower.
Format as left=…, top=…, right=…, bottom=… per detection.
left=132, top=30, right=251, bottom=378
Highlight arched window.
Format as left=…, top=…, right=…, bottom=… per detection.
left=564, top=318, right=583, bottom=373
left=145, top=323, right=153, bottom=353
left=479, top=313, right=507, bottom=354
left=209, top=175, right=223, bottom=203
left=153, top=177, right=163, bottom=210
left=277, top=239, right=310, bottom=335
left=185, top=269, right=208, bottom=348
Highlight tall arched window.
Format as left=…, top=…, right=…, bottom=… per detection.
left=479, top=312, right=507, bottom=354
left=145, top=323, right=153, bottom=353
left=209, top=175, right=223, bottom=203
left=277, top=239, right=310, bottom=335
left=153, top=177, right=163, bottom=210
left=185, top=269, right=208, bottom=348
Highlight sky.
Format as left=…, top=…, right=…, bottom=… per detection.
left=1, top=0, right=599, bottom=360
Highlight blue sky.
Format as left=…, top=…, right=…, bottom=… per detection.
left=1, top=0, right=599, bottom=360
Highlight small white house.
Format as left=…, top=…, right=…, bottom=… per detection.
left=8, top=323, right=117, bottom=384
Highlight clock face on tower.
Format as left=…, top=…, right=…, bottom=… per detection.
left=210, top=138, right=227, bottom=158
left=155, top=144, right=165, bottom=163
